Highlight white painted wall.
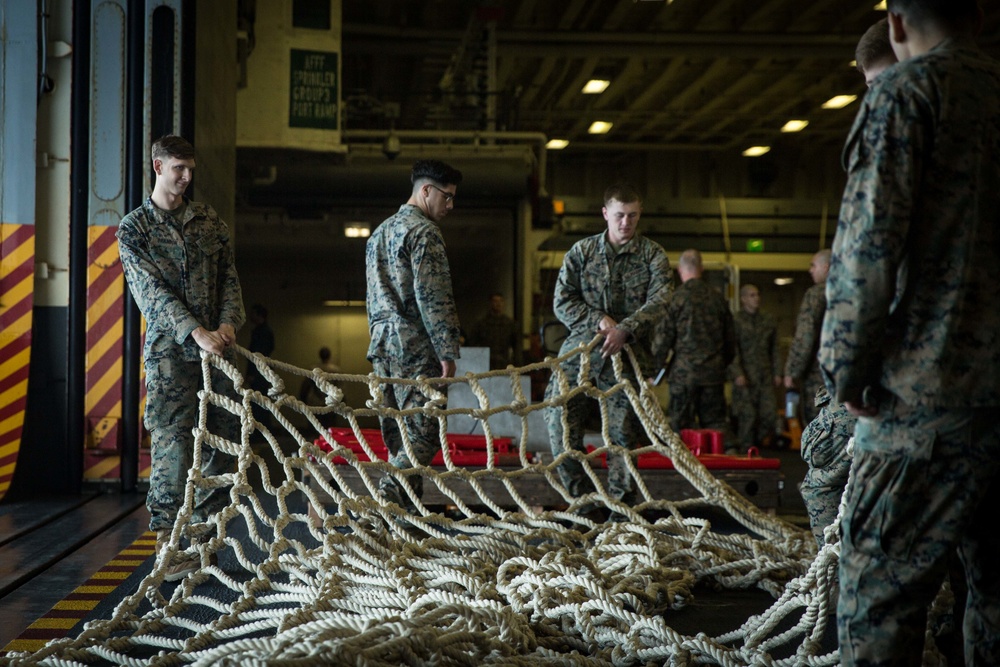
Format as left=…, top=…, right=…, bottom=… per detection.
left=236, top=0, right=344, bottom=151
left=34, top=0, right=74, bottom=307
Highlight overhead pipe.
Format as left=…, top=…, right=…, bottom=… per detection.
left=342, top=24, right=861, bottom=59
left=342, top=129, right=548, bottom=195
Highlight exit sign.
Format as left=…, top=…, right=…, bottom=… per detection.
left=747, top=239, right=765, bottom=253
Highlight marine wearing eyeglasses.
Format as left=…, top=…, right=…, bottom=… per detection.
left=365, top=159, right=463, bottom=511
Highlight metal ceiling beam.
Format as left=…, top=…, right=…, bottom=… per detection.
left=627, top=58, right=736, bottom=141
left=343, top=25, right=860, bottom=59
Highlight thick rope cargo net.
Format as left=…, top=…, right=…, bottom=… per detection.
left=7, top=339, right=846, bottom=667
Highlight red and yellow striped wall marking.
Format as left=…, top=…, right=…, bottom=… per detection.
left=85, top=226, right=124, bottom=456
left=83, top=228, right=149, bottom=480
left=0, top=223, right=35, bottom=501
left=0, top=530, right=156, bottom=654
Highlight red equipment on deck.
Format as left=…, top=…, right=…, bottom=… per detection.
left=314, top=427, right=778, bottom=471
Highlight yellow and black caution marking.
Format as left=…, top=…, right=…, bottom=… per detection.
left=0, top=223, right=35, bottom=501
left=0, top=531, right=156, bottom=655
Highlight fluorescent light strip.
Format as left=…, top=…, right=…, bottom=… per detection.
left=582, top=79, right=610, bottom=94
left=822, top=94, right=858, bottom=109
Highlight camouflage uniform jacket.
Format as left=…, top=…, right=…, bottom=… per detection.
left=820, top=38, right=1000, bottom=408
left=785, top=281, right=825, bottom=387
left=117, top=198, right=245, bottom=362
left=729, top=309, right=780, bottom=384
left=553, top=232, right=672, bottom=377
left=800, top=386, right=857, bottom=470
left=366, top=204, right=461, bottom=365
left=662, top=278, right=735, bottom=386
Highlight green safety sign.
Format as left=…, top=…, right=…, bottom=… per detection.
left=289, top=49, right=339, bottom=130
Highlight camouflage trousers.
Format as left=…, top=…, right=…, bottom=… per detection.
left=731, top=380, right=780, bottom=450
left=544, top=362, right=644, bottom=505
left=838, top=399, right=1000, bottom=666
left=798, top=396, right=856, bottom=547
left=371, top=355, right=444, bottom=509
left=667, top=383, right=735, bottom=451
left=144, top=356, right=239, bottom=532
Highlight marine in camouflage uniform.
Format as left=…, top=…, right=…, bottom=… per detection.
left=798, top=386, right=856, bottom=548
left=819, top=5, right=1000, bottom=663
left=117, top=136, right=245, bottom=534
left=661, top=249, right=736, bottom=449
left=366, top=160, right=462, bottom=509
left=783, top=249, right=830, bottom=428
left=728, top=284, right=782, bottom=451
left=545, top=184, right=672, bottom=508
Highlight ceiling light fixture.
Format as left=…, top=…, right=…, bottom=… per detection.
left=742, top=146, right=771, bottom=157
left=774, top=277, right=794, bottom=286
left=588, top=121, right=613, bottom=134
left=581, top=79, right=610, bottom=94
left=546, top=138, right=569, bottom=150
left=822, top=94, right=858, bottom=109
left=874, top=1, right=887, bottom=10
left=781, top=120, right=809, bottom=133
left=344, top=222, right=371, bottom=238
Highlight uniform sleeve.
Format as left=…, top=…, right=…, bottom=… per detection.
left=784, top=285, right=824, bottom=381
left=116, top=218, right=202, bottom=345
left=654, top=293, right=679, bottom=370
left=553, top=244, right=604, bottom=337
left=410, top=225, right=461, bottom=362
left=721, top=303, right=736, bottom=368
left=820, top=81, right=921, bottom=404
left=618, top=246, right=673, bottom=342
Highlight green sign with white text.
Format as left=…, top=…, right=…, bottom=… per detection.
left=747, top=238, right=765, bottom=253
left=289, top=49, right=339, bottom=130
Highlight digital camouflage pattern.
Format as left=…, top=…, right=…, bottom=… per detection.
left=798, top=386, right=855, bottom=547
left=118, top=200, right=244, bottom=362
left=366, top=204, right=461, bottom=366
left=666, top=384, right=729, bottom=443
left=839, top=403, right=1000, bottom=665
left=662, top=278, right=735, bottom=386
left=820, top=37, right=1000, bottom=664
left=117, top=198, right=245, bottom=531
left=729, top=309, right=781, bottom=450
left=785, top=281, right=826, bottom=426
left=142, top=356, right=242, bottom=530
left=550, top=232, right=672, bottom=378
left=660, top=278, right=735, bottom=439
left=545, top=232, right=672, bottom=504
left=366, top=203, right=461, bottom=505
